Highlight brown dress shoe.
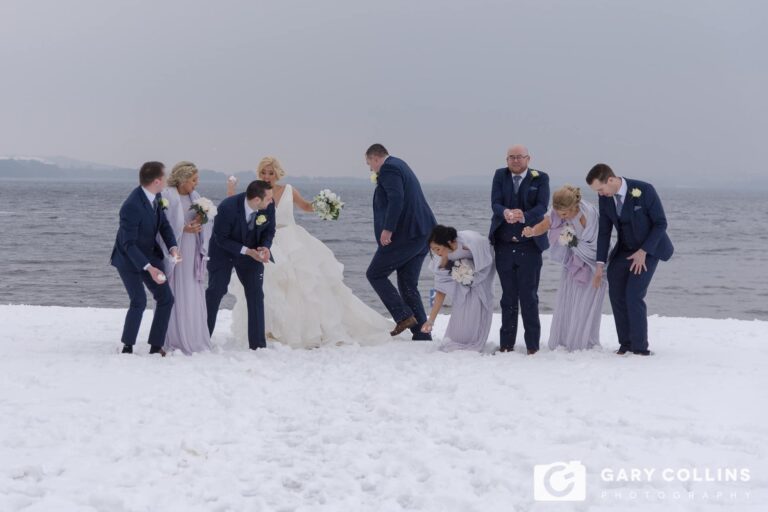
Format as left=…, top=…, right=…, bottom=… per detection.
left=527, top=349, right=538, bottom=355
left=390, top=316, right=417, bottom=336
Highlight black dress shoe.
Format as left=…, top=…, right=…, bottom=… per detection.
left=121, top=344, right=133, bottom=354
left=616, top=347, right=629, bottom=355
left=390, top=316, right=417, bottom=336
left=632, top=350, right=654, bottom=356
left=149, top=345, right=167, bottom=357
left=498, top=347, right=514, bottom=353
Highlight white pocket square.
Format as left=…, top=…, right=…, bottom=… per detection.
left=634, top=205, right=642, bottom=211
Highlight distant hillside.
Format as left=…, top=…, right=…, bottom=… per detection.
left=0, top=157, right=227, bottom=183
left=0, top=157, right=375, bottom=186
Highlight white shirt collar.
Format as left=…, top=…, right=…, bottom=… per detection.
left=511, top=168, right=528, bottom=180
left=244, top=197, right=256, bottom=220
left=141, top=186, right=156, bottom=204
left=616, top=177, right=628, bottom=199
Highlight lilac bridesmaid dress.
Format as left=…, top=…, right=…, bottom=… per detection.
left=547, top=200, right=607, bottom=351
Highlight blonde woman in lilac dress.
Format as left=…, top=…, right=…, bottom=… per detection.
left=159, top=161, right=214, bottom=354
left=523, top=185, right=607, bottom=351
left=421, top=225, right=495, bottom=352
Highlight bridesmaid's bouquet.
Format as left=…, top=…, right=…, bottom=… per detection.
left=312, top=189, right=344, bottom=221
left=451, top=259, right=475, bottom=286
left=558, top=226, right=578, bottom=248
left=190, top=197, right=218, bottom=224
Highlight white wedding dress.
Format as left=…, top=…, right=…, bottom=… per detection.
left=230, top=185, right=392, bottom=348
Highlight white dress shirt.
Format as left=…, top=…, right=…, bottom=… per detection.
left=141, top=186, right=156, bottom=205
left=140, top=187, right=176, bottom=270
left=614, top=177, right=627, bottom=212
left=240, top=198, right=256, bottom=255
left=509, top=168, right=528, bottom=222
left=597, top=177, right=627, bottom=266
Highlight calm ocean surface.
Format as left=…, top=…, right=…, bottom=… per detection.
left=1, top=180, right=765, bottom=320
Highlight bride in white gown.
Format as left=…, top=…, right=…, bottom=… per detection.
left=228, top=156, right=393, bottom=348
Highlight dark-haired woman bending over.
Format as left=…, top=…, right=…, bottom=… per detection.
left=421, top=226, right=495, bottom=352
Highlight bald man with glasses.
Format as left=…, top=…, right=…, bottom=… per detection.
left=489, top=145, right=550, bottom=354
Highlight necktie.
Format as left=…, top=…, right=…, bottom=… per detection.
left=248, top=211, right=257, bottom=230
left=513, top=175, right=522, bottom=194
left=615, top=194, right=624, bottom=215
left=152, top=196, right=159, bottom=211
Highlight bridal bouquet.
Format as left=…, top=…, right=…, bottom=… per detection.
left=312, top=189, right=344, bottom=221
left=190, top=197, right=218, bottom=224
left=558, top=226, right=578, bottom=248
left=451, top=258, right=475, bottom=286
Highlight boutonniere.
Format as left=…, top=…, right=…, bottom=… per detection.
left=370, top=173, right=378, bottom=184
left=530, top=170, right=540, bottom=178
left=255, top=214, right=267, bottom=226
left=630, top=188, right=642, bottom=198
left=159, top=198, right=169, bottom=210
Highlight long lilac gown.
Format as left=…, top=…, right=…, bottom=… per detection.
left=547, top=200, right=607, bottom=351
left=160, top=189, right=213, bottom=355
left=429, top=230, right=494, bottom=352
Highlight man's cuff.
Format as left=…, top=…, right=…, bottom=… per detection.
left=143, top=263, right=150, bottom=271
left=240, top=246, right=247, bottom=255
left=168, top=246, right=178, bottom=253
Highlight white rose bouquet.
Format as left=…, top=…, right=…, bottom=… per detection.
left=558, top=226, right=578, bottom=248
left=190, top=197, right=218, bottom=224
left=312, top=189, right=344, bottom=221
left=451, top=258, right=475, bottom=286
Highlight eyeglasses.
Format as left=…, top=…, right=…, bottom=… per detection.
left=507, top=155, right=529, bottom=161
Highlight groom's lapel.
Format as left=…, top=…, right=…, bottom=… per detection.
left=137, top=186, right=153, bottom=214
left=237, top=195, right=248, bottom=243
left=503, top=171, right=515, bottom=207
left=620, top=179, right=635, bottom=221
left=604, top=196, right=619, bottom=226
left=137, top=187, right=157, bottom=230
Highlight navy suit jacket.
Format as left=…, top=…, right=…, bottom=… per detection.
left=207, top=193, right=276, bottom=271
left=489, top=167, right=550, bottom=252
left=373, top=156, right=436, bottom=245
left=597, top=178, right=674, bottom=263
left=111, top=186, right=177, bottom=272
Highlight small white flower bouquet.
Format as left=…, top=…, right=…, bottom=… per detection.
left=190, top=197, right=218, bottom=224
left=558, top=226, right=578, bottom=248
left=312, top=189, right=344, bottom=221
left=451, top=258, right=475, bottom=286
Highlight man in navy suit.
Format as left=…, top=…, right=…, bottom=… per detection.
left=587, top=163, right=674, bottom=356
left=111, top=161, right=180, bottom=356
left=489, top=145, right=550, bottom=354
left=365, top=144, right=437, bottom=339
left=206, top=180, right=276, bottom=350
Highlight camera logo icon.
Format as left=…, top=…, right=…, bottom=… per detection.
left=533, top=461, right=587, bottom=501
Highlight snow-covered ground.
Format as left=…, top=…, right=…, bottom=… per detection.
left=1, top=305, right=766, bottom=512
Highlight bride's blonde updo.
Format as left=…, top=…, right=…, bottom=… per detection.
left=552, top=185, right=582, bottom=211
left=168, top=161, right=199, bottom=187
left=257, top=156, right=286, bottom=180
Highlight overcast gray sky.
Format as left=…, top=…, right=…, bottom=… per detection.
left=1, top=0, right=765, bottom=184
